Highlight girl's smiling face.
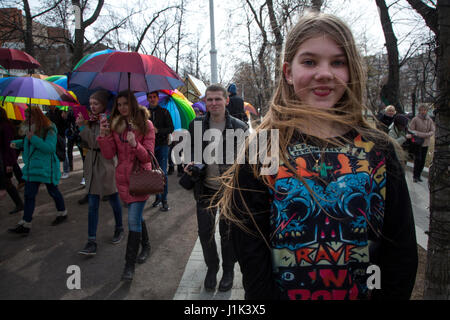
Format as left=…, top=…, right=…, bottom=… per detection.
left=283, top=35, right=350, bottom=109
left=89, top=98, right=105, bottom=115
left=117, top=96, right=129, bottom=117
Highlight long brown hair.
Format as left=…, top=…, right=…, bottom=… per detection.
left=27, top=106, right=53, bottom=138
left=110, top=90, right=150, bottom=135
left=215, top=12, right=402, bottom=237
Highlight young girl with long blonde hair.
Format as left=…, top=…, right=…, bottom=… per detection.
left=216, top=13, right=418, bottom=300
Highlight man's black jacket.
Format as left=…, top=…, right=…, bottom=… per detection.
left=187, top=110, right=248, bottom=200
left=148, top=105, right=174, bottom=147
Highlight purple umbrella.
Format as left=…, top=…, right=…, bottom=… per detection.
left=192, top=101, right=206, bottom=113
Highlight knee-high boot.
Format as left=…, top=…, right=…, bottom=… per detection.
left=121, top=231, right=141, bottom=281
left=136, top=220, right=151, bottom=264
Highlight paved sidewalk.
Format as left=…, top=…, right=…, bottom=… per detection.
left=173, top=225, right=245, bottom=300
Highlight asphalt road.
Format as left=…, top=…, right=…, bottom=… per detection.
left=0, top=156, right=198, bottom=300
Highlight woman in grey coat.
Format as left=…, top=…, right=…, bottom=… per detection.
left=76, top=90, right=124, bottom=256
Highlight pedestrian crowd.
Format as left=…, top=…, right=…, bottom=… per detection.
left=0, top=12, right=431, bottom=300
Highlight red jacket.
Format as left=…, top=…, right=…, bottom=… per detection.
left=97, top=119, right=155, bottom=204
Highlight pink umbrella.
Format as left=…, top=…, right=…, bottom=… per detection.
left=0, top=48, right=41, bottom=70
left=69, top=51, right=184, bottom=92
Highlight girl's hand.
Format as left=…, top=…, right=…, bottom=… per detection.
left=99, top=119, right=110, bottom=137
left=75, top=113, right=85, bottom=127
left=26, top=131, right=33, bottom=140
left=127, top=131, right=136, bottom=147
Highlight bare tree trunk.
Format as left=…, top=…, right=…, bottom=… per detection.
left=22, top=0, right=34, bottom=57
left=175, top=0, right=184, bottom=74
left=310, top=0, right=323, bottom=11
left=425, top=0, right=450, bottom=300
left=376, top=0, right=401, bottom=112
left=246, top=0, right=271, bottom=115
left=71, top=0, right=104, bottom=68
left=266, top=0, right=283, bottom=82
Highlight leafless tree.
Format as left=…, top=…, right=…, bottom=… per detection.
left=406, top=0, right=450, bottom=300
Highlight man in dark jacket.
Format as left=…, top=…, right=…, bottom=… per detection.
left=226, top=83, right=248, bottom=123
left=185, top=84, right=248, bottom=293
left=147, top=91, right=174, bottom=211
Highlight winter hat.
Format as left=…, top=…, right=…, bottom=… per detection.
left=394, top=114, right=409, bottom=127
left=227, top=83, right=237, bottom=94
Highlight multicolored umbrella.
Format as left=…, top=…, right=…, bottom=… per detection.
left=69, top=51, right=184, bottom=92
left=45, top=74, right=97, bottom=107
left=73, top=49, right=117, bottom=71
left=136, top=89, right=196, bottom=130
left=0, top=101, right=27, bottom=120
left=192, top=100, right=206, bottom=113
left=0, top=77, right=80, bottom=109
left=244, top=102, right=258, bottom=115
left=0, top=48, right=41, bottom=70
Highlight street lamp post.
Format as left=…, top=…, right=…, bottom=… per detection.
left=209, top=0, right=218, bottom=84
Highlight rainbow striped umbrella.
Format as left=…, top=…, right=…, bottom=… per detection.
left=0, top=76, right=80, bottom=109
left=136, top=89, right=196, bottom=130
left=0, top=101, right=27, bottom=120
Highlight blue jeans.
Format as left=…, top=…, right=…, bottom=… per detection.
left=127, top=201, right=147, bottom=232
left=88, top=193, right=123, bottom=240
left=155, top=145, right=169, bottom=201
left=23, top=181, right=65, bottom=223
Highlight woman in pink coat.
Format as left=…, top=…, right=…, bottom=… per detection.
left=97, top=90, right=155, bottom=281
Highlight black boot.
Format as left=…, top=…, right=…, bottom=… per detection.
left=121, top=231, right=141, bottom=281
left=200, top=238, right=220, bottom=291
left=218, top=269, right=234, bottom=292
left=218, top=223, right=236, bottom=292
left=136, top=221, right=151, bottom=264
left=204, top=266, right=219, bottom=291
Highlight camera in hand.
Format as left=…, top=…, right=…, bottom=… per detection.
left=188, top=163, right=206, bottom=178
left=179, top=163, right=205, bottom=190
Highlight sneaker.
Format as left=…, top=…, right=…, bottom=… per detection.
left=8, top=220, right=30, bottom=236
left=160, top=201, right=170, bottom=212
left=51, top=211, right=68, bottom=226
left=152, top=197, right=161, bottom=208
left=78, top=241, right=97, bottom=256
left=112, top=228, right=124, bottom=244
left=61, top=172, right=69, bottom=179
left=80, top=178, right=86, bottom=185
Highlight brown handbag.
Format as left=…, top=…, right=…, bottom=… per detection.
left=129, top=151, right=165, bottom=196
